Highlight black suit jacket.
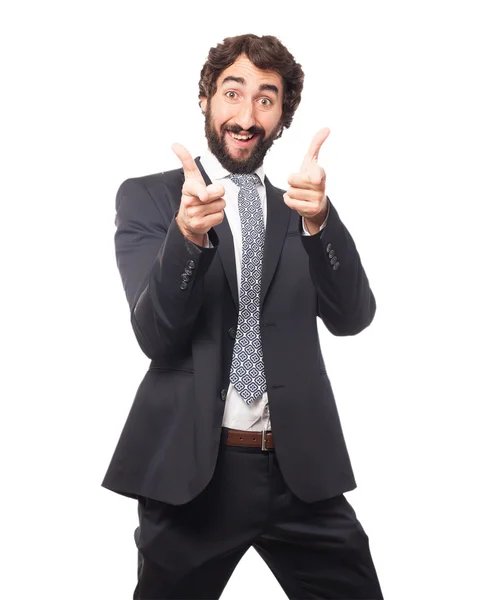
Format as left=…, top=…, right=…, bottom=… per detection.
left=101, top=158, right=376, bottom=505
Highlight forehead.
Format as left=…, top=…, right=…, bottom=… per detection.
left=218, top=54, right=283, bottom=92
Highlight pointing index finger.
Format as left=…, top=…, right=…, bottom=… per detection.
left=172, top=143, right=205, bottom=183
left=301, top=128, right=330, bottom=171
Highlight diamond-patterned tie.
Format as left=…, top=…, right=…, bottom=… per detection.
left=229, top=173, right=267, bottom=404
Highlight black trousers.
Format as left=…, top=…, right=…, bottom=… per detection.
left=133, top=428, right=383, bottom=599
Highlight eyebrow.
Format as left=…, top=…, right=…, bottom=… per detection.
left=221, top=75, right=279, bottom=95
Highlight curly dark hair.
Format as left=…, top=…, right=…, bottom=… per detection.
left=198, top=34, right=304, bottom=139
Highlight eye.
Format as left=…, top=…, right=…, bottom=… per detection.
left=225, top=91, right=238, bottom=99
left=259, top=97, right=273, bottom=107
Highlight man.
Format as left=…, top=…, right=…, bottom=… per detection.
left=102, top=33, right=384, bottom=599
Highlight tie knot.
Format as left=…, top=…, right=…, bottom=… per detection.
left=229, top=173, right=260, bottom=189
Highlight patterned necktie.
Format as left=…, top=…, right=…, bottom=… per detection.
left=229, top=173, right=267, bottom=405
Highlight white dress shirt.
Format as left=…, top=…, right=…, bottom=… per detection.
left=200, top=149, right=328, bottom=432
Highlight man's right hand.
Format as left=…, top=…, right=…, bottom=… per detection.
left=172, top=143, right=226, bottom=246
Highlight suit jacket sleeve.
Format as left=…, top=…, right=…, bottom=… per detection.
left=299, top=197, right=376, bottom=336
left=114, top=178, right=218, bottom=360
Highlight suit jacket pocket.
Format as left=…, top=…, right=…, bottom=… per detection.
left=149, top=366, right=194, bottom=374
left=149, top=355, right=194, bottom=373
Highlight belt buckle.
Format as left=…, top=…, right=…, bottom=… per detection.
left=261, top=429, right=272, bottom=451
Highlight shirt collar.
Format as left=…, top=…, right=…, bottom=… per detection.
left=199, top=148, right=266, bottom=186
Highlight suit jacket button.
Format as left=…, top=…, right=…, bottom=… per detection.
left=181, top=273, right=190, bottom=282
left=326, top=243, right=332, bottom=252
left=220, top=389, right=227, bottom=401
left=328, top=249, right=335, bottom=258
left=333, top=262, right=340, bottom=270
left=228, top=327, right=236, bottom=339
left=187, top=260, right=195, bottom=269
left=180, top=282, right=188, bottom=290
left=330, top=256, right=338, bottom=265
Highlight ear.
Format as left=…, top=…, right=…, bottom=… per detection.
left=200, top=97, right=207, bottom=115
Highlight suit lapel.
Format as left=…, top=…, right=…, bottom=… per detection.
left=261, top=177, right=290, bottom=307
left=194, top=158, right=290, bottom=311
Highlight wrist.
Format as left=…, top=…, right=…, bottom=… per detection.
left=304, top=202, right=328, bottom=235
left=304, top=215, right=324, bottom=235
left=176, top=217, right=207, bottom=247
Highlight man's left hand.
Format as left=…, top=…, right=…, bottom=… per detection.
left=284, top=128, right=330, bottom=234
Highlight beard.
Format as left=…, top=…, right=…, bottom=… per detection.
left=204, top=104, right=281, bottom=174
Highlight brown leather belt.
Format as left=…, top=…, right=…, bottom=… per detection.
left=223, top=428, right=274, bottom=451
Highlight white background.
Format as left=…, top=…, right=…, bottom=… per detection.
left=2, top=1, right=478, bottom=598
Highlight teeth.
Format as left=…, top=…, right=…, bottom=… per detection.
left=231, top=132, right=253, bottom=140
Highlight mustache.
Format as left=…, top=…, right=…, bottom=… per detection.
left=222, top=123, right=265, bottom=137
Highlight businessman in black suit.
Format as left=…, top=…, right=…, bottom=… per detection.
left=102, top=33, right=383, bottom=599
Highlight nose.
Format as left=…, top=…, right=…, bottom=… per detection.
left=235, top=101, right=255, bottom=131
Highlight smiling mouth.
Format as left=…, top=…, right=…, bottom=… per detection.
left=230, top=131, right=254, bottom=140
left=226, top=130, right=259, bottom=146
